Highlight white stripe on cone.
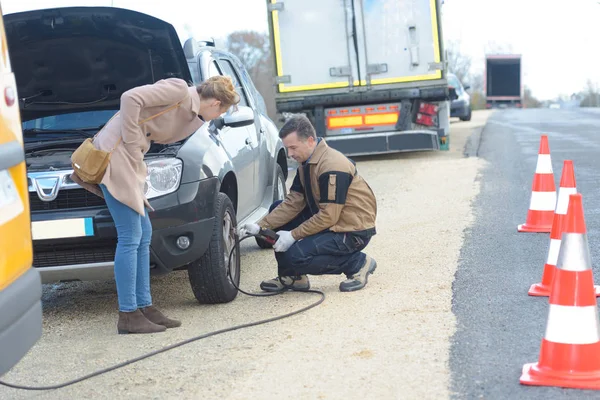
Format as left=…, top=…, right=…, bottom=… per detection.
left=536, top=154, right=553, bottom=174
left=546, top=238, right=561, bottom=265
left=557, top=233, right=593, bottom=272
left=545, top=304, right=600, bottom=344
left=555, top=187, right=577, bottom=214
left=529, top=191, right=557, bottom=211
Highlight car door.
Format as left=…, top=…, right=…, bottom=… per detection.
left=202, top=56, right=255, bottom=219
left=215, top=57, right=263, bottom=210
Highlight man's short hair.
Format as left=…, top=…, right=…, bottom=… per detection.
left=279, top=114, right=316, bottom=141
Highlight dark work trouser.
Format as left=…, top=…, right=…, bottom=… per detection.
left=268, top=201, right=374, bottom=278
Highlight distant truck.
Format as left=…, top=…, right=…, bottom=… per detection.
left=265, top=0, right=454, bottom=155
left=485, top=54, right=523, bottom=109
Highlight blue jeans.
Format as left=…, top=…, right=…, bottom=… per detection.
left=100, top=185, right=153, bottom=312
left=269, top=201, right=373, bottom=277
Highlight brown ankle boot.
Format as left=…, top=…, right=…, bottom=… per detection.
left=140, top=305, right=182, bottom=329
left=117, top=309, right=166, bottom=334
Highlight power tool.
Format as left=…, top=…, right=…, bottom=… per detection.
left=257, top=227, right=279, bottom=245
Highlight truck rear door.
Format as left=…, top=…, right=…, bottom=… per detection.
left=268, top=0, right=360, bottom=93
left=268, top=0, right=444, bottom=94
left=356, top=0, right=443, bottom=86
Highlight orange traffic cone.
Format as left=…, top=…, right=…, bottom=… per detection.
left=528, top=161, right=600, bottom=297
left=521, top=193, right=600, bottom=389
left=518, top=135, right=556, bottom=233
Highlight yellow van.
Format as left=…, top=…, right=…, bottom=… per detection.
left=0, top=2, right=42, bottom=376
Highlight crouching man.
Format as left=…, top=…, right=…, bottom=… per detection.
left=239, top=114, right=378, bottom=292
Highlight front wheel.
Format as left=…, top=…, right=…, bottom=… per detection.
left=460, top=107, right=472, bottom=121
left=188, top=193, right=240, bottom=304
left=256, top=164, right=287, bottom=249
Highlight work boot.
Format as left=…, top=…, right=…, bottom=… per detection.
left=117, top=309, right=167, bottom=334
left=260, top=275, right=310, bottom=292
left=140, top=305, right=182, bottom=329
left=339, top=256, right=377, bottom=292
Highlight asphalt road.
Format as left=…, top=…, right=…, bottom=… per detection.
left=450, top=108, right=600, bottom=399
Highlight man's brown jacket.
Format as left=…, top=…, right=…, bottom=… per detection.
left=258, top=139, right=377, bottom=240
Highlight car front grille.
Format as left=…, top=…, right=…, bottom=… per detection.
left=29, top=189, right=106, bottom=212
left=33, top=244, right=116, bottom=268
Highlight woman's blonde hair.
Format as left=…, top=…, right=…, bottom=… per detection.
left=196, top=75, right=240, bottom=109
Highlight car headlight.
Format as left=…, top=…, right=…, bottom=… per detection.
left=144, top=158, right=183, bottom=199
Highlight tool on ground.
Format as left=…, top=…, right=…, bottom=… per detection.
left=518, top=134, right=556, bottom=233
left=521, top=193, right=600, bottom=389
left=0, top=232, right=325, bottom=391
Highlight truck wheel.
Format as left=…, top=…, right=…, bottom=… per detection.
left=188, top=192, right=240, bottom=304
left=460, top=107, right=472, bottom=121
left=256, top=164, right=287, bottom=249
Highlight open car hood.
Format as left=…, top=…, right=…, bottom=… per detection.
left=4, top=7, right=192, bottom=121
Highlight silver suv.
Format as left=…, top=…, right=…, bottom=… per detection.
left=5, top=6, right=288, bottom=304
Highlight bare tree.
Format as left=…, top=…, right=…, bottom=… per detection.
left=226, top=31, right=270, bottom=81
left=469, top=73, right=484, bottom=93
left=484, top=41, right=515, bottom=55
left=445, top=40, right=471, bottom=83
left=581, top=79, right=600, bottom=107
left=523, top=86, right=541, bottom=108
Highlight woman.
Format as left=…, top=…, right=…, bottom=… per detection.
left=73, top=76, right=239, bottom=334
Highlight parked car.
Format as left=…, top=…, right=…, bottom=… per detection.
left=0, top=1, right=42, bottom=376
left=448, top=73, right=472, bottom=121
left=4, top=6, right=288, bottom=304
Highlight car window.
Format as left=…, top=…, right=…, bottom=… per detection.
left=235, top=59, right=266, bottom=114
left=208, top=60, right=221, bottom=78
left=217, top=59, right=249, bottom=108
left=22, top=110, right=118, bottom=131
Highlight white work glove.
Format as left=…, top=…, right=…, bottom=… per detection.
left=237, top=223, right=260, bottom=238
left=273, top=230, right=297, bottom=252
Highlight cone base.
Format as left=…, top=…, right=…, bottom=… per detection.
left=528, top=283, right=551, bottom=297
left=520, top=362, right=600, bottom=390
left=527, top=284, right=600, bottom=298
left=518, top=223, right=552, bottom=233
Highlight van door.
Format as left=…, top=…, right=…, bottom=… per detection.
left=268, top=0, right=360, bottom=93
left=0, top=5, right=42, bottom=376
left=355, top=0, right=443, bottom=87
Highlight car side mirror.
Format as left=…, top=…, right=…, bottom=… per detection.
left=213, top=106, right=255, bottom=130
left=449, top=87, right=458, bottom=100
left=463, top=84, right=470, bottom=91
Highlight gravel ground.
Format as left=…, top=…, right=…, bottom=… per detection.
left=0, top=112, right=490, bottom=399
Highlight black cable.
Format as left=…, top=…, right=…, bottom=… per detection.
left=0, top=234, right=325, bottom=391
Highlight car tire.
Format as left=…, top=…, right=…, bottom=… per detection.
left=256, top=164, right=287, bottom=249
left=188, top=192, right=240, bottom=304
left=460, top=107, right=472, bottom=121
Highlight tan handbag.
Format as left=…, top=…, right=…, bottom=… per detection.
left=71, top=101, right=182, bottom=185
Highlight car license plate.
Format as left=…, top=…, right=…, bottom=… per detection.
left=31, top=218, right=95, bottom=240
left=0, top=169, right=24, bottom=226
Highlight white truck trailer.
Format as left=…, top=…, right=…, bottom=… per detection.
left=266, top=0, right=453, bottom=155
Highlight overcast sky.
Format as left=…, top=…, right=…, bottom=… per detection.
left=1, top=0, right=598, bottom=101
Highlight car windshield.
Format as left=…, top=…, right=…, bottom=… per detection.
left=22, top=110, right=118, bottom=132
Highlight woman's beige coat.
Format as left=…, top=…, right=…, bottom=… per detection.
left=73, top=78, right=204, bottom=216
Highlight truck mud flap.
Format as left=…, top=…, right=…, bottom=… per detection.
left=326, top=132, right=440, bottom=156
left=437, top=128, right=449, bottom=151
